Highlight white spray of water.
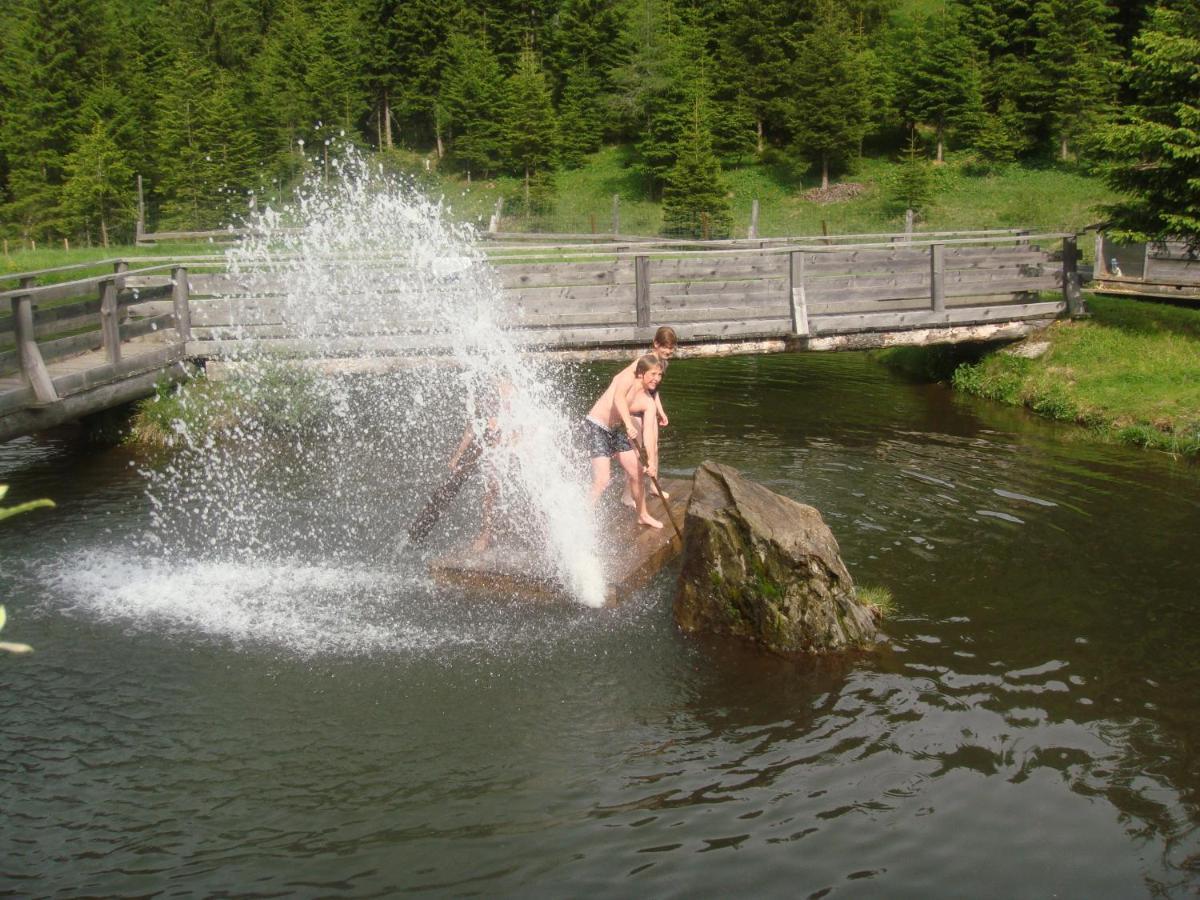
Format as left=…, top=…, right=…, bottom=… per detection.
left=141, top=150, right=607, bottom=611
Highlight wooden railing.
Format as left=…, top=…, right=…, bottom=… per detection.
left=179, top=231, right=1082, bottom=354
left=0, top=260, right=203, bottom=403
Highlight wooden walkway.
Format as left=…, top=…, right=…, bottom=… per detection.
left=0, top=229, right=1086, bottom=444
left=430, top=478, right=689, bottom=605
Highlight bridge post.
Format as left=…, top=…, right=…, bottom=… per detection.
left=635, top=256, right=651, bottom=328
left=113, top=259, right=128, bottom=291
left=930, top=243, right=946, bottom=313
left=789, top=251, right=809, bottom=336
left=1062, top=235, right=1085, bottom=316
left=99, top=277, right=121, bottom=364
left=172, top=266, right=193, bottom=342
left=12, top=280, right=58, bottom=404
left=748, top=199, right=759, bottom=239
left=612, top=194, right=620, bottom=236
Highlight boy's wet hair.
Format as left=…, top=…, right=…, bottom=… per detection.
left=653, top=326, right=678, bottom=348
left=635, top=353, right=664, bottom=377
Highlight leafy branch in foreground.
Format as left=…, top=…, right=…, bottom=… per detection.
left=0, top=484, right=55, bottom=655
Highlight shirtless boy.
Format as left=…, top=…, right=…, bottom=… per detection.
left=620, top=326, right=676, bottom=505
left=583, top=354, right=665, bottom=529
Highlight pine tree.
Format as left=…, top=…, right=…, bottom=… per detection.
left=1, top=0, right=105, bottom=239
left=788, top=0, right=870, bottom=189
left=1032, top=0, right=1118, bottom=160
left=154, top=53, right=259, bottom=229
left=438, top=31, right=506, bottom=177
left=898, top=9, right=984, bottom=163
left=661, top=100, right=732, bottom=239
left=60, top=119, right=135, bottom=246
left=1092, top=0, right=1200, bottom=248
left=557, top=63, right=605, bottom=168
left=629, top=7, right=714, bottom=195
left=889, top=130, right=935, bottom=216
left=503, top=44, right=558, bottom=205
left=973, top=98, right=1028, bottom=167
left=715, top=0, right=796, bottom=155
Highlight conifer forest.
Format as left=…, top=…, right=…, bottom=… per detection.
left=0, top=0, right=1196, bottom=244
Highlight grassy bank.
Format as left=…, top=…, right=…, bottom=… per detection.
left=890, top=295, right=1200, bottom=457
left=444, top=147, right=1110, bottom=253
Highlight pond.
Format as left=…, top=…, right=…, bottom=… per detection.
left=2, top=351, right=1198, bottom=896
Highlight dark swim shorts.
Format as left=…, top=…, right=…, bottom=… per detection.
left=583, top=417, right=633, bottom=458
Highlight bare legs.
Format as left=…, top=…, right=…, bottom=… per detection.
left=590, top=448, right=663, bottom=529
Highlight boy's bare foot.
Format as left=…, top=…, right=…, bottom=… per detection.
left=621, top=492, right=636, bottom=508
left=638, top=512, right=664, bottom=529
left=648, top=483, right=670, bottom=500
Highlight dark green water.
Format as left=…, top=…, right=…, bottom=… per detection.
left=2, top=351, right=1199, bottom=897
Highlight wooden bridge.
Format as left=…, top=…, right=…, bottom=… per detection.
left=0, top=228, right=1084, bottom=443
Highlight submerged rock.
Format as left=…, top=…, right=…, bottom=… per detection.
left=674, top=461, right=879, bottom=654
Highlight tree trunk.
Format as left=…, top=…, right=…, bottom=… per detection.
left=936, top=124, right=944, bottom=164
left=435, top=115, right=444, bottom=159
left=524, top=167, right=530, bottom=213
left=100, top=217, right=109, bottom=248
left=383, top=91, right=393, bottom=151
left=821, top=153, right=829, bottom=191
left=1060, top=135, right=1069, bottom=161
left=756, top=118, right=764, bottom=155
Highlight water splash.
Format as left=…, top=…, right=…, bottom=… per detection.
left=140, top=149, right=607, bottom=613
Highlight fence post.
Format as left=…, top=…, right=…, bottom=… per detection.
left=612, top=194, right=620, bottom=236
left=488, top=198, right=503, bottom=233
left=635, top=255, right=650, bottom=328
left=930, top=243, right=946, bottom=313
left=1062, top=235, right=1084, bottom=316
left=904, top=208, right=914, bottom=240
left=748, top=199, right=759, bottom=239
left=113, top=259, right=129, bottom=291
left=99, top=277, right=121, bottom=364
left=12, top=280, right=58, bottom=404
left=172, top=266, right=192, bottom=343
left=1094, top=231, right=1106, bottom=277
left=789, top=251, right=809, bottom=336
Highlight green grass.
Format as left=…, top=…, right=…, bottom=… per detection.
left=1, top=242, right=224, bottom=287
left=431, top=146, right=1112, bottom=248
left=950, top=294, right=1200, bottom=456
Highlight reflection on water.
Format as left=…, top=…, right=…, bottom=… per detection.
left=2, top=351, right=1199, bottom=896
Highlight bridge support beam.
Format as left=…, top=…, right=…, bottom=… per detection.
left=789, top=251, right=809, bottom=336
left=99, top=277, right=121, bottom=364
left=11, top=285, right=58, bottom=405
left=930, top=243, right=946, bottom=313
left=634, top=256, right=651, bottom=328
left=172, top=266, right=193, bottom=342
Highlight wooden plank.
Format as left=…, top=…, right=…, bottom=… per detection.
left=496, top=260, right=634, bottom=289
left=652, top=291, right=789, bottom=312
left=1144, top=254, right=1200, bottom=285
left=800, top=250, right=1052, bottom=276
left=646, top=278, right=786, bottom=297
left=809, top=292, right=1045, bottom=316
left=811, top=300, right=1065, bottom=334
left=500, top=283, right=637, bottom=303
left=649, top=255, right=788, bottom=280
left=429, top=478, right=689, bottom=604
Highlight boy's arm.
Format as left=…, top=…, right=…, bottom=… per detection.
left=611, top=370, right=639, bottom=439
left=655, top=393, right=668, bottom=427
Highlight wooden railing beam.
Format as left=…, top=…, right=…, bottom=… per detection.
left=11, top=282, right=58, bottom=404
left=172, top=266, right=192, bottom=342
left=99, top=277, right=121, bottom=364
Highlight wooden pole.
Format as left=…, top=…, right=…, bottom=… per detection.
left=612, top=194, right=620, bottom=236
left=99, top=277, right=121, bottom=364
left=13, top=278, right=58, bottom=404
left=789, top=251, right=810, bottom=337
left=1063, top=235, right=1084, bottom=316
left=136, top=174, right=145, bottom=243
left=634, top=256, right=651, bottom=328
left=172, top=266, right=192, bottom=342
left=748, top=199, right=759, bottom=239
left=1094, top=231, right=1106, bottom=277
left=113, top=259, right=129, bottom=291
left=930, top=243, right=946, bottom=313
left=488, top=198, right=503, bottom=233
left=905, top=208, right=914, bottom=239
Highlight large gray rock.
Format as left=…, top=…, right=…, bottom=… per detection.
left=674, top=461, right=879, bottom=654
